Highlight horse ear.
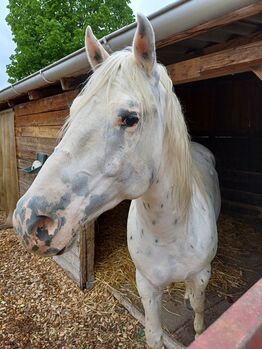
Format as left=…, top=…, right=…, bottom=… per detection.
left=133, top=14, right=156, bottom=75
left=85, top=26, right=109, bottom=70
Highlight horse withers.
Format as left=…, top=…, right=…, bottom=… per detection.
left=13, top=14, right=220, bottom=349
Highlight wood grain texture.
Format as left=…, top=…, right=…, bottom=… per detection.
left=16, top=126, right=60, bottom=139
left=0, top=109, right=19, bottom=225
left=53, top=234, right=82, bottom=287
left=111, top=289, right=185, bottom=349
left=252, top=64, right=262, bottom=80
left=168, top=39, right=262, bottom=84
left=15, top=109, right=69, bottom=127
left=85, top=222, right=95, bottom=289
left=14, top=89, right=79, bottom=117
left=16, top=136, right=57, bottom=160
left=202, top=32, right=262, bottom=56
left=156, top=1, right=262, bottom=49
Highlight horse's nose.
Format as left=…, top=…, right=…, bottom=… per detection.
left=13, top=197, right=63, bottom=256
left=30, top=215, right=59, bottom=253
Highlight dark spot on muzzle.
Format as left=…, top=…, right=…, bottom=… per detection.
left=36, top=226, right=53, bottom=246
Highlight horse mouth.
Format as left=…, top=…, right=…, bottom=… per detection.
left=55, top=246, right=66, bottom=255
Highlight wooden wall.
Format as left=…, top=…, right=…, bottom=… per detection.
left=0, top=109, right=19, bottom=226
left=176, top=72, right=262, bottom=215
left=14, top=89, right=79, bottom=196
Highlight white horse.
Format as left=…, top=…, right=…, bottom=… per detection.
left=13, top=14, right=220, bottom=349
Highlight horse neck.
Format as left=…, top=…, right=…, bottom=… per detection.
left=135, top=148, right=188, bottom=237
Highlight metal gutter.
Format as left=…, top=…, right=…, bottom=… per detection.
left=0, top=0, right=256, bottom=104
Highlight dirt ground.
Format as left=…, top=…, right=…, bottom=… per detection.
left=1, top=206, right=261, bottom=349
left=97, top=203, right=262, bottom=347
left=0, top=211, right=146, bottom=349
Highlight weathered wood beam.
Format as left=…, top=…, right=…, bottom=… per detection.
left=168, top=39, right=262, bottom=85
left=7, top=96, right=29, bottom=107
left=15, top=126, right=60, bottom=139
left=111, top=288, right=185, bottom=349
left=156, top=1, right=262, bottom=49
left=187, top=279, right=262, bottom=349
left=252, top=64, right=262, bottom=80
left=60, top=74, right=88, bottom=91
left=28, top=86, right=62, bottom=101
left=7, top=100, right=16, bottom=107
left=28, top=90, right=47, bottom=101
left=83, top=222, right=95, bottom=289
left=203, top=31, right=262, bottom=56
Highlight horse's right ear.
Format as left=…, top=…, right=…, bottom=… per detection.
left=85, top=26, right=109, bottom=70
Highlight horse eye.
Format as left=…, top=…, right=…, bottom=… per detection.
left=119, top=111, right=139, bottom=128
left=123, top=116, right=139, bottom=127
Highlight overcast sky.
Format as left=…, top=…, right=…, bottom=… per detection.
left=0, top=0, right=176, bottom=91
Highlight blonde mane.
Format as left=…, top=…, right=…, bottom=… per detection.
left=158, top=64, right=205, bottom=217
left=62, top=49, right=205, bottom=217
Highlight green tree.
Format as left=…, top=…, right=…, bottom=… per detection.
left=6, top=0, right=134, bottom=83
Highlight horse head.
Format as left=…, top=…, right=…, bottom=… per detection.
left=13, top=14, right=167, bottom=256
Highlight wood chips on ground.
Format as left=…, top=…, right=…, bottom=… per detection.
left=0, top=210, right=146, bottom=349
left=1, top=202, right=261, bottom=349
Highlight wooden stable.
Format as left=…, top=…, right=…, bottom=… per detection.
left=0, top=1, right=261, bottom=294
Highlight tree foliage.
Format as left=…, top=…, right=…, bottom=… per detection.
left=6, top=0, right=134, bottom=83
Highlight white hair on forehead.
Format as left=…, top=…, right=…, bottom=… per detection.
left=60, top=49, right=206, bottom=217
left=71, top=50, right=156, bottom=118
left=60, top=49, right=157, bottom=138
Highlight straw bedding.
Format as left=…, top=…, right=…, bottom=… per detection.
left=96, top=201, right=261, bottom=302
left=1, top=202, right=261, bottom=348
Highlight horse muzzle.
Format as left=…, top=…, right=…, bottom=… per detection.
left=13, top=196, right=68, bottom=256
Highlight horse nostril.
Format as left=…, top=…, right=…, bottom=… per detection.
left=34, top=216, right=57, bottom=246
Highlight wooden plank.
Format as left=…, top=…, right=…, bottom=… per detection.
left=16, top=136, right=57, bottom=160
left=218, top=169, right=262, bottom=194
left=202, top=31, right=262, bottom=56
left=111, top=288, right=185, bottom=349
left=156, top=1, right=262, bottom=49
left=168, top=39, right=262, bottom=84
left=54, top=254, right=80, bottom=285
left=18, top=169, right=37, bottom=195
left=57, top=250, right=80, bottom=270
left=60, top=74, right=88, bottom=91
left=187, top=279, right=262, bottom=349
left=221, top=187, right=262, bottom=207
left=0, top=109, right=19, bottom=227
left=222, top=199, right=262, bottom=218
left=19, top=182, right=29, bottom=197
left=15, top=109, right=69, bottom=127
left=17, top=158, right=36, bottom=170
left=28, top=87, right=62, bottom=101
left=16, top=126, right=60, bottom=139
left=18, top=168, right=36, bottom=190
left=54, top=235, right=81, bottom=287
left=85, top=222, right=95, bottom=289
left=14, top=89, right=79, bottom=117
left=252, top=64, right=262, bottom=79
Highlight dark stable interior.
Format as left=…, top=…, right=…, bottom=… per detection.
left=175, top=72, right=262, bottom=216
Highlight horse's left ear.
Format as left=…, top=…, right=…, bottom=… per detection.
left=133, top=14, right=156, bottom=76
left=85, top=26, right=109, bottom=70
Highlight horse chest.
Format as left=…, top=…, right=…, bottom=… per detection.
left=127, top=203, right=217, bottom=286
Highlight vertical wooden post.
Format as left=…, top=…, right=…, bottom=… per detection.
left=80, top=222, right=95, bottom=289
left=0, top=109, right=19, bottom=228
